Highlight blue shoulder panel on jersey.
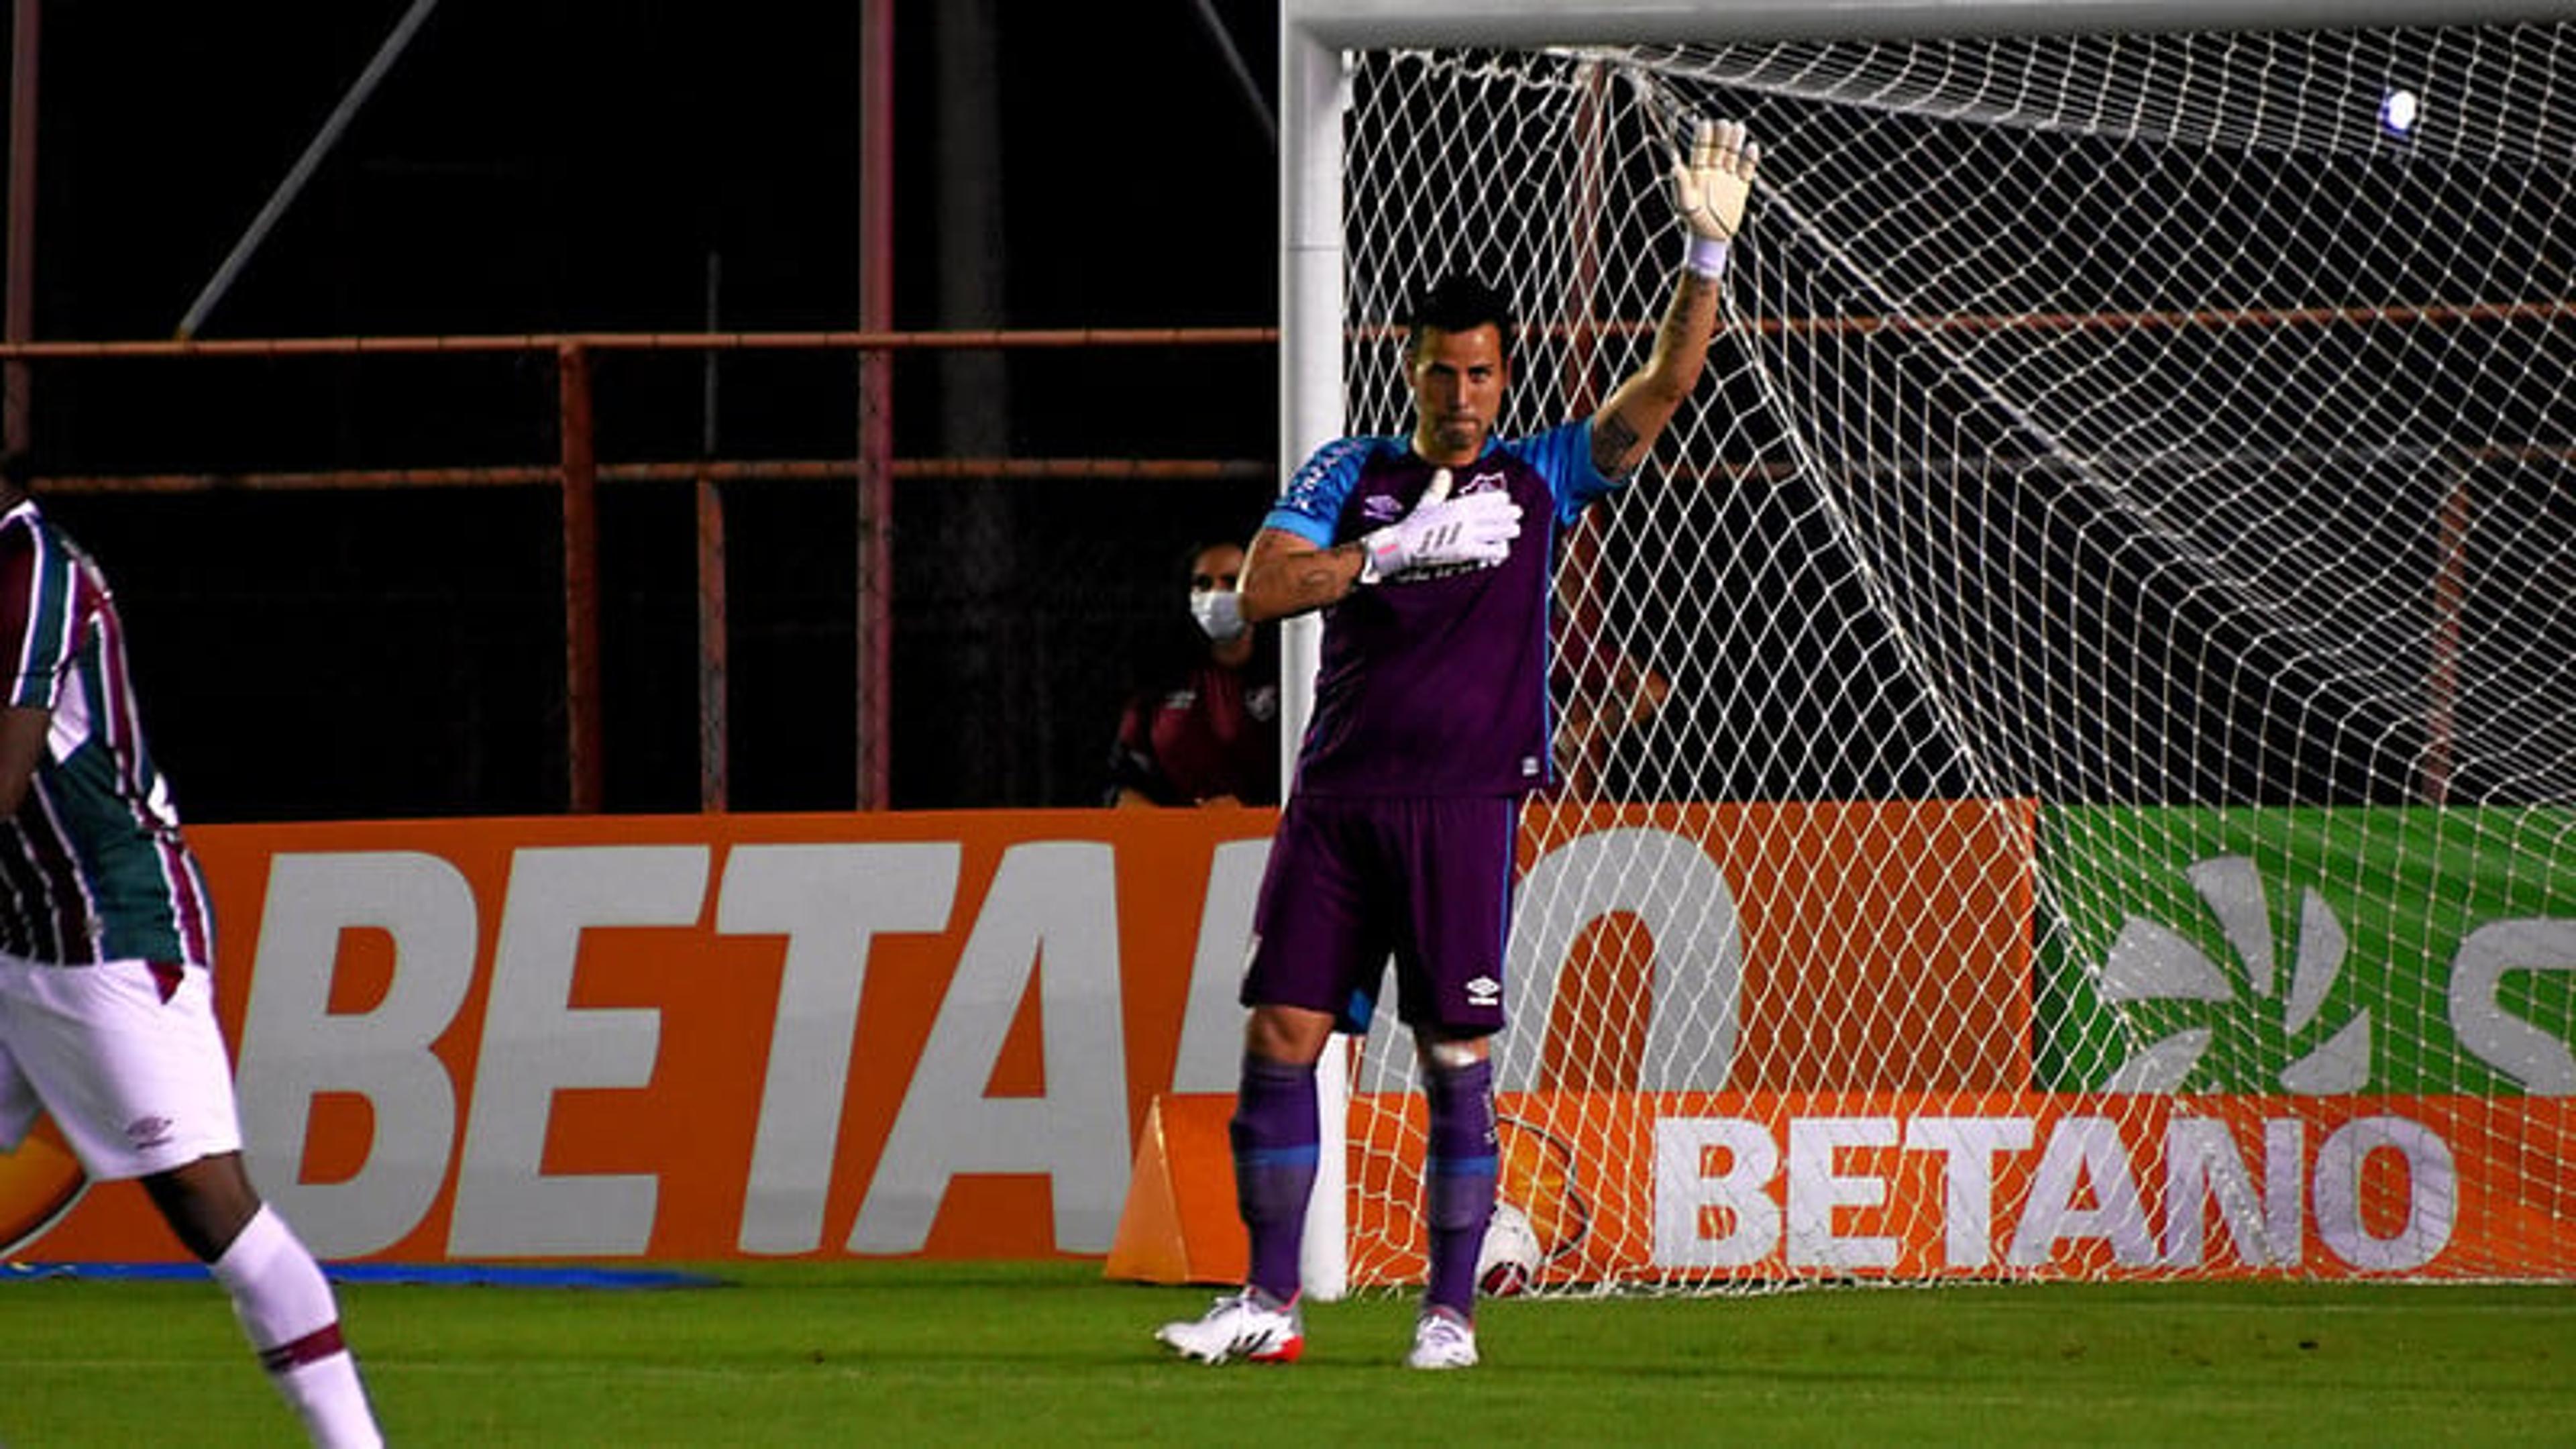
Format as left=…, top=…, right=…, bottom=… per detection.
left=1267, top=425, right=1616, bottom=541
left=1506, top=418, right=1621, bottom=528
left=1263, top=435, right=1397, bottom=545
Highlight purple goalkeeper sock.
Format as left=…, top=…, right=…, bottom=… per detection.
left=1421, top=1055, right=1498, bottom=1318
left=1230, top=1055, right=1320, bottom=1303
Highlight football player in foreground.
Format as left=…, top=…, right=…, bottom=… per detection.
left=0, top=453, right=384, bottom=1446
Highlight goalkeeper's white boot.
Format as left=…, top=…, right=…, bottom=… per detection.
left=1406, top=1306, right=1479, bottom=1371
left=1155, top=1288, right=1305, bottom=1365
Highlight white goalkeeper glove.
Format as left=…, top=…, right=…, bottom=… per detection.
left=1672, top=117, right=1763, bottom=277
left=1358, top=468, right=1522, bottom=584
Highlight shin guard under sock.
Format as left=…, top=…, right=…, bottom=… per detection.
left=1230, top=1054, right=1320, bottom=1303
left=1421, top=1055, right=1499, bottom=1318
left=210, top=1206, right=383, bottom=1449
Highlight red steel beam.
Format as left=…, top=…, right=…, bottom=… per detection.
left=557, top=343, right=604, bottom=813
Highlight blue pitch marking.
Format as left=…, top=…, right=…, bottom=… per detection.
left=4, top=1261, right=724, bottom=1289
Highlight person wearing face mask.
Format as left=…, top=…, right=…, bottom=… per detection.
left=1105, top=539, right=1280, bottom=808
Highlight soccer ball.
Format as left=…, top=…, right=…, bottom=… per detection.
left=1477, top=1201, right=1543, bottom=1297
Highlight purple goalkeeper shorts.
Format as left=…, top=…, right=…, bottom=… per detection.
left=1242, top=793, right=1519, bottom=1036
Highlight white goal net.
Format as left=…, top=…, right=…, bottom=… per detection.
left=1324, top=19, right=2576, bottom=1290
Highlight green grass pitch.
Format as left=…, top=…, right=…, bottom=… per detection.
left=5, top=1262, right=2572, bottom=1446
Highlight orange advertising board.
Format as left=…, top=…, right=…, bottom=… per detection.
left=23, top=808, right=1275, bottom=1263
left=8, top=800, right=2037, bottom=1265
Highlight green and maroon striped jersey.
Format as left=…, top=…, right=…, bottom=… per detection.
left=0, top=499, right=213, bottom=966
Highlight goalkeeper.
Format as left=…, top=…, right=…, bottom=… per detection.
left=1158, top=117, right=1762, bottom=1370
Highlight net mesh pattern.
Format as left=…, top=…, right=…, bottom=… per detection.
left=1332, top=24, right=2576, bottom=1291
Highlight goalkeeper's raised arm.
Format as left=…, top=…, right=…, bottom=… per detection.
left=1239, top=117, right=1759, bottom=625
left=1589, top=117, right=1762, bottom=479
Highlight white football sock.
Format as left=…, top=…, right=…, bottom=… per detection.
left=209, top=1205, right=384, bottom=1449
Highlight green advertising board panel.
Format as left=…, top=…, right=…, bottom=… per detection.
left=2037, top=806, right=2576, bottom=1093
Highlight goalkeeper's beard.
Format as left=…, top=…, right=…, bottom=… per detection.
left=1425, top=413, right=1487, bottom=460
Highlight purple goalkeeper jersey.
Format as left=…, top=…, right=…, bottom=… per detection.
left=1263, top=421, right=1619, bottom=798
left=0, top=499, right=213, bottom=967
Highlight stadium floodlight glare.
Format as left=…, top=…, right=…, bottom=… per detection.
left=1278, top=0, right=2576, bottom=1298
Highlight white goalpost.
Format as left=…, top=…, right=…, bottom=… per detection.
left=1280, top=0, right=2576, bottom=1295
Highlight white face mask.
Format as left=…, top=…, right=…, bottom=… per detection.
left=1190, top=589, right=1247, bottom=643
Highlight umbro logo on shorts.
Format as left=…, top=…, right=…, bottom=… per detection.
left=125, top=1115, right=175, bottom=1150
left=1464, top=975, right=1501, bottom=1008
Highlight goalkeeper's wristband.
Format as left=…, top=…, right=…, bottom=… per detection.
left=1684, top=235, right=1731, bottom=279
left=1358, top=527, right=1404, bottom=585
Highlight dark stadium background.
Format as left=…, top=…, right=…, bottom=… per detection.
left=3, top=1, right=1281, bottom=818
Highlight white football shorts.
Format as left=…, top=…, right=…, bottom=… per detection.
left=0, top=955, right=245, bottom=1181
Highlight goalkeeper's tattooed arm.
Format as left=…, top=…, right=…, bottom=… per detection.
left=1240, top=527, right=1365, bottom=624
left=1590, top=117, right=1762, bottom=479
left=1592, top=411, right=1643, bottom=475
left=1593, top=270, right=1721, bottom=477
